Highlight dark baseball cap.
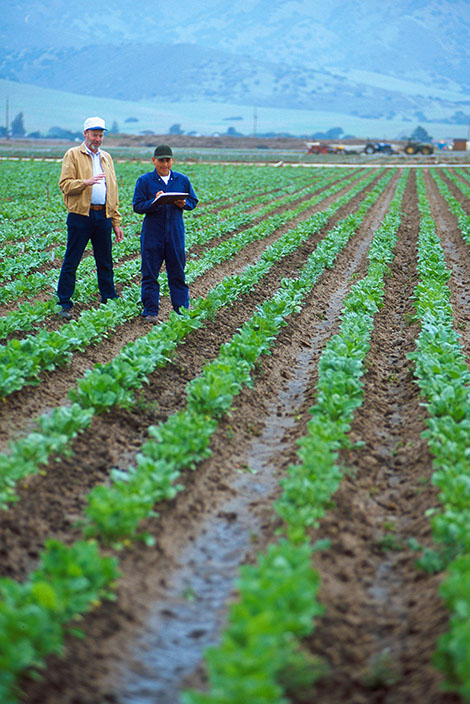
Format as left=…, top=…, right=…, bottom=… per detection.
left=154, top=144, right=173, bottom=158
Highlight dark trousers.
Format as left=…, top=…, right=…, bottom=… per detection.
left=57, top=209, right=117, bottom=308
left=140, top=232, right=188, bottom=316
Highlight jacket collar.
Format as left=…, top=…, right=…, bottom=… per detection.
left=80, top=142, right=108, bottom=161
left=153, top=169, right=173, bottom=184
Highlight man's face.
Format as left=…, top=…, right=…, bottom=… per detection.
left=152, top=156, right=173, bottom=177
left=84, top=129, right=104, bottom=152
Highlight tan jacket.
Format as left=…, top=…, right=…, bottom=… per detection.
left=58, top=143, right=122, bottom=227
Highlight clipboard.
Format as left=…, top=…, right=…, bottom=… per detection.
left=153, top=192, right=189, bottom=205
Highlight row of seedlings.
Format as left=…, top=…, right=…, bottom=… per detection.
left=0, top=169, right=397, bottom=702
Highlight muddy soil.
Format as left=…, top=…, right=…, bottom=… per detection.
left=0, top=167, right=467, bottom=703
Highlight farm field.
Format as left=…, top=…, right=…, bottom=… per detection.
left=0, top=156, right=470, bottom=704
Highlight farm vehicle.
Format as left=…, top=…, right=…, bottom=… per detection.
left=364, top=140, right=434, bottom=154
left=307, top=142, right=369, bottom=155
left=306, top=141, right=334, bottom=154
left=403, top=140, right=434, bottom=155
left=307, top=141, right=398, bottom=155
left=364, top=140, right=434, bottom=156
left=306, top=139, right=434, bottom=156
left=364, top=142, right=397, bottom=154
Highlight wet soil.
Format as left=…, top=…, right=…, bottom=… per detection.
left=0, top=167, right=468, bottom=703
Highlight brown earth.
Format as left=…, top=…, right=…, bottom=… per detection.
left=2, top=134, right=352, bottom=151
left=0, top=166, right=468, bottom=703
left=1, top=135, right=467, bottom=164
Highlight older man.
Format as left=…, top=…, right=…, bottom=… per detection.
left=56, top=116, right=123, bottom=319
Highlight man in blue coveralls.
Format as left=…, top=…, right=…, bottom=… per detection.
left=133, top=145, right=198, bottom=322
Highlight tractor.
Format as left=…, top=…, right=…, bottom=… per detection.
left=364, top=142, right=396, bottom=154
left=306, top=141, right=334, bottom=154
left=403, top=140, right=434, bottom=155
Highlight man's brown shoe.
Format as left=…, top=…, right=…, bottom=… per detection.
left=144, top=315, right=158, bottom=323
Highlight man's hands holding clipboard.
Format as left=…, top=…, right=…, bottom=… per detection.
left=153, top=191, right=188, bottom=208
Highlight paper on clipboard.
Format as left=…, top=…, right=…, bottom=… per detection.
left=153, top=192, right=189, bottom=205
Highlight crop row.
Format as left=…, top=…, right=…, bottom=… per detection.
left=407, top=172, right=470, bottom=701
left=0, top=161, right=329, bottom=304
left=430, top=168, right=470, bottom=246
left=0, top=169, right=395, bottom=702
left=182, top=169, right=409, bottom=702
left=183, top=167, right=470, bottom=701
left=82, top=170, right=395, bottom=543
left=0, top=160, right=336, bottom=225
left=0, top=165, right=335, bottom=273
left=0, top=167, right=355, bottom=320
left=0, top=169, right=379, bottom=395
left=184, top=165, right=470, bottom=701
left=0, top=169, right=392, bottom=508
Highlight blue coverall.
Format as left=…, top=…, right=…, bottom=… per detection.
left=133, top=169, right=198, bottom=316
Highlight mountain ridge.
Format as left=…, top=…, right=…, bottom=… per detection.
left=2, top=0, right=469, bottom=83
left=1, top=42, right=468, bottom=128
left=1, top=0, right=469, bottom=138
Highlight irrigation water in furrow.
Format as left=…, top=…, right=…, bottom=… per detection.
left=18, top=171, right=402, bottom=703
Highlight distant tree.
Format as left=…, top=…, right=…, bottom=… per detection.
left=27, top=131, right=42, bottom=139
left=258, top=131, right=294, bottom=138
left=11, top=112, right=26, bottom=137
left=109, top=120, right=120, bottom=134
left=450, top=110, right=470, bottom=124
left=226, top=126, right=244, bottom=137
left=325, top=127, right=343, bottom=139
left=0, top=126, right=7, bottom=137
left=410, top=125, right=432, bottom=142
left=169, top=123, right=183, bottom=134
left=312, top=127, right=344, bottom=139
left=47, top=126, right=81, bottom=140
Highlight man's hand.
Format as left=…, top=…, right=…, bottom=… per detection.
left=174, top=199, right=186, bottom=208
left=84, top=173, right=105, bottom=186
left=113, top=224, right=124, bottom=243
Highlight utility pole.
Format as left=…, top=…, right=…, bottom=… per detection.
left=5, top=97, right=9, bottom=140
left=253, top=106, right=257, bottom=137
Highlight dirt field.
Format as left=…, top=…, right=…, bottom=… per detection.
left=1, top=162, right=469, bottom=703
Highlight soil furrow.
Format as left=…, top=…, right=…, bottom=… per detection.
left=0, top=170, right=386, bottom=452
left=300, top=171, right=459, bottom=703
left=438, top=168, right=470, bottom=214
left=17, top=170, right=398, bottom=704
left=0, top=170, right=399, bottom=584
left=423, top=169, right=470, bottom=357
left=4, top=166, right=463, bottom=704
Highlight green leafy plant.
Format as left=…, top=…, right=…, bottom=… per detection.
left=0, top=540, right=118, bottom=704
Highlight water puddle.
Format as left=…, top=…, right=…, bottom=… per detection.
left=112, top=236, right=373, bottom=702
left=114, top=343, right=324, bottom=703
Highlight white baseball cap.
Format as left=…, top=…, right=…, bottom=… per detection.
left=83, top=116, right=107, bottom=131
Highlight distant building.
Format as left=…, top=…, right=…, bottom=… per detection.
left=453, top=138, right=467, bottom=151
